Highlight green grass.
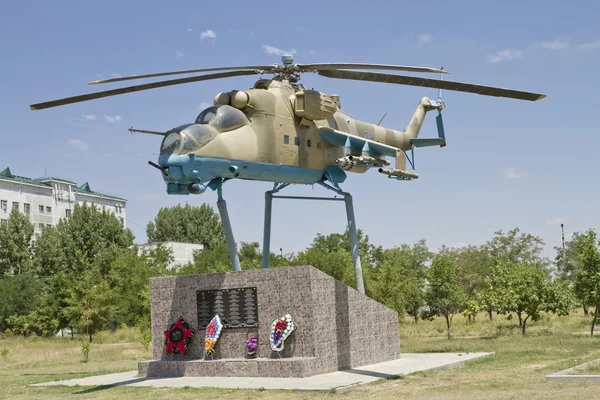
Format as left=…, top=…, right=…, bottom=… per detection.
left=2, top=310, right=600, bottom=399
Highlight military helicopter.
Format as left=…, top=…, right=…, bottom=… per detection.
left=30, top=54, right=545, bottom=194
left=29, top=54, right=545, bottom=290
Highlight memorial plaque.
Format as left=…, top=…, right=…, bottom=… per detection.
left=196, top=287, right=258, bottom=329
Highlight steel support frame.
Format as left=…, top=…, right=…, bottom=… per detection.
left=216, top=184, right=241, bottom=272
left=261, top=181, right=365, bottom=294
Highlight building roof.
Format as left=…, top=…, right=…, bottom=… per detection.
left=0, top=167, right=127, bottom=202
left=74, top=182, right=127, bottom=202
left=0, top=167, right=52, bottom=189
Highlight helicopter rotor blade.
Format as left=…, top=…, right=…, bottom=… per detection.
left=89, top=65, right=275, bottom=85
left=301, top=63, right=448, bottom=75
left=318, top=69, right=546, bottom=101
left=30, top=69, right=260, bottom=110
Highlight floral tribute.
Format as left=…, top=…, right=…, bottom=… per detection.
left=269, top=313, right=297, bottom=352
left=164, top=317, right=195, bottom=355
left=246, top=335, right=258, bottom=357
left=204, top=314, right=223, bottom=356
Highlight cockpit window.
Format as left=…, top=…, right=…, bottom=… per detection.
left=195, top=104, right=249, bottom=133
left=196, top=106, right=220, bottom=125
left=184, top=124, right=217, bottom=147
left=160, top=132, right=180, bottom=155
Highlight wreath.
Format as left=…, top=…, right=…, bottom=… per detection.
left=164, top=317, right=194, bottom=355
left=269, top=313, right=297, bottom=352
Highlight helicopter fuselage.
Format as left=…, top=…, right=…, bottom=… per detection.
left=158, top=78, right=435, bottom=195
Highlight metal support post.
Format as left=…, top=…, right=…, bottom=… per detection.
left=344, top=193, right=365, bottom=294
left=217, top=185, right=241, bottom=272
left=262, top=191, right=273, bottom=269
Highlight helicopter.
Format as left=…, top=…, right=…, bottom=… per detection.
left=30, top=54, right=545, bottom=195
left=29, top=54, right=545, bottom=288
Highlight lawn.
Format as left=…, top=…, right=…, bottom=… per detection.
left=2, top=310, right=600, bottom=400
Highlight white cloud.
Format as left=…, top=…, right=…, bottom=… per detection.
left=186, top=28, right=193, bottom=32
left=546, top=216, right=570, bottom=225
left=577, top=39, right=600, bottom=50
left=68, top=139, right=89, bottom=151
left=309, top=50, right=315, bottom=55
left=82, top=114, right=96, bottom=121
left=112, top=72, right=122, bottom=78
left=504, top=167, right=528, bottom=179
left=262, top=45, right=297, bottom=56
left=487, top=49, right=523, bottom=64
left=200, top=29, right=216, bottom=40
left=531, top=36, right=571, bottom=50
left=105, top=115, right=122, bottom=123
left=176, top=50, right=184, bottom=59
left=417, top=33, right=433, bottom=44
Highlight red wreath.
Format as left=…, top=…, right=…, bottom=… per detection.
left=164, top=317, right=194, bottom=355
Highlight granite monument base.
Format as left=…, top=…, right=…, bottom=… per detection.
left=138, top=265, right=400, bottom=378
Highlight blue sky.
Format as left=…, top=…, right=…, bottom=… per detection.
left=1, top=0, right=599, bottom=260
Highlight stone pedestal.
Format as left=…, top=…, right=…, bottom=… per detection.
left=138, top=265, right=400, bottom=378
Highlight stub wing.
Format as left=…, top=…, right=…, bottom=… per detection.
left=317, top=126, right=397, bottom=157
left=317, top=126, right=417, bottom=180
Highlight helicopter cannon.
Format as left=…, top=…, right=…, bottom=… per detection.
left=29, top=54, right=545, bottom=293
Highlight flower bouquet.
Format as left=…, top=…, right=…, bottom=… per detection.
left=204, top=315, right=223, bottom=357
left=269, top=313, right=297, bottom=352
left=245, top=335, right=258, bottom=358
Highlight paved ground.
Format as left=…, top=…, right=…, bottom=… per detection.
left=547, top=356, right=600, bottom=382
left=30, top=352, right=493, bottom=392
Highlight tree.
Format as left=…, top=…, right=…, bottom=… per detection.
left=63, top=260, right=113, bottom=342
left=454, top=245, right=493, bottom=321
left=556, top=232, right=592, bottom=315
left=572, top=229, right=600, bottom=335
left=485, top=228, right=549, bottom=271
left=370, top=240, right=430, bottom=322
left=425, top=248, right=466, bottom=337
left=0, top=209, right=35, bottom=275
left=29, top=203, right=135, bottom=335
left=488, top=260, right=569, bottom=334
left=0, top=274, right=43, bottom=332
left=146, top=203, right=225, bottom=250
left=307, top=229, right=384, bottom=270
left=109, top=244, right=173, bottom=327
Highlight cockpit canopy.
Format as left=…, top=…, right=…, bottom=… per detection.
left=160, top=105, right=251, bottom=156
left=195, top=104, right=249, bottom=133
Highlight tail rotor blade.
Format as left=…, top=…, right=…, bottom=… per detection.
left=436, top=113, right=446, bottom=147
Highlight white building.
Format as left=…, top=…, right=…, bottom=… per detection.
left=138, top=241, right=204, bottom=269
left=0, top=166, right=127, bottom=233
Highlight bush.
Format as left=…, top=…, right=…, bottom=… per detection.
left=81, top=339, right=90, bottom=362
left=140, top=329, right=152, bottom=352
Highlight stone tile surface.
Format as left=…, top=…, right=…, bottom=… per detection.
left=143, top=265, right=400, bottom=377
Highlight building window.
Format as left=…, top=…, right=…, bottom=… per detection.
left=38, top=223, right=44, bottom=230
left=1, top=200, right=6, bottom=211
left=12, top=202, right=18, bottom=211
left=46, top=224, right=51, bottom=228
left=294, top=136, right=299, bottom=146
left=317, top=142, right=321, bottom=148
left=119, top=217, right=124, bottom=226
left=307, top=139, right=312, bottom=147
left=46, top=206, right=51, bottom=213
left=24, top=203, right=31, bottom=215
left=66, top=209, right=72, bottom=218
left=284, top=134, right=289, bottom=145
left=1, top=219, right=7, bottom=226
left=39, top=205, right=44, bottom=213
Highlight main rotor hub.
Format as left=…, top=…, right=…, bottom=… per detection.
left=281, top=54, right=294, bottom=65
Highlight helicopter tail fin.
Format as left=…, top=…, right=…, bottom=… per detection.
left=403, top=97, right=437, bottom=140
left=402, top=96, right=446, bottom=148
